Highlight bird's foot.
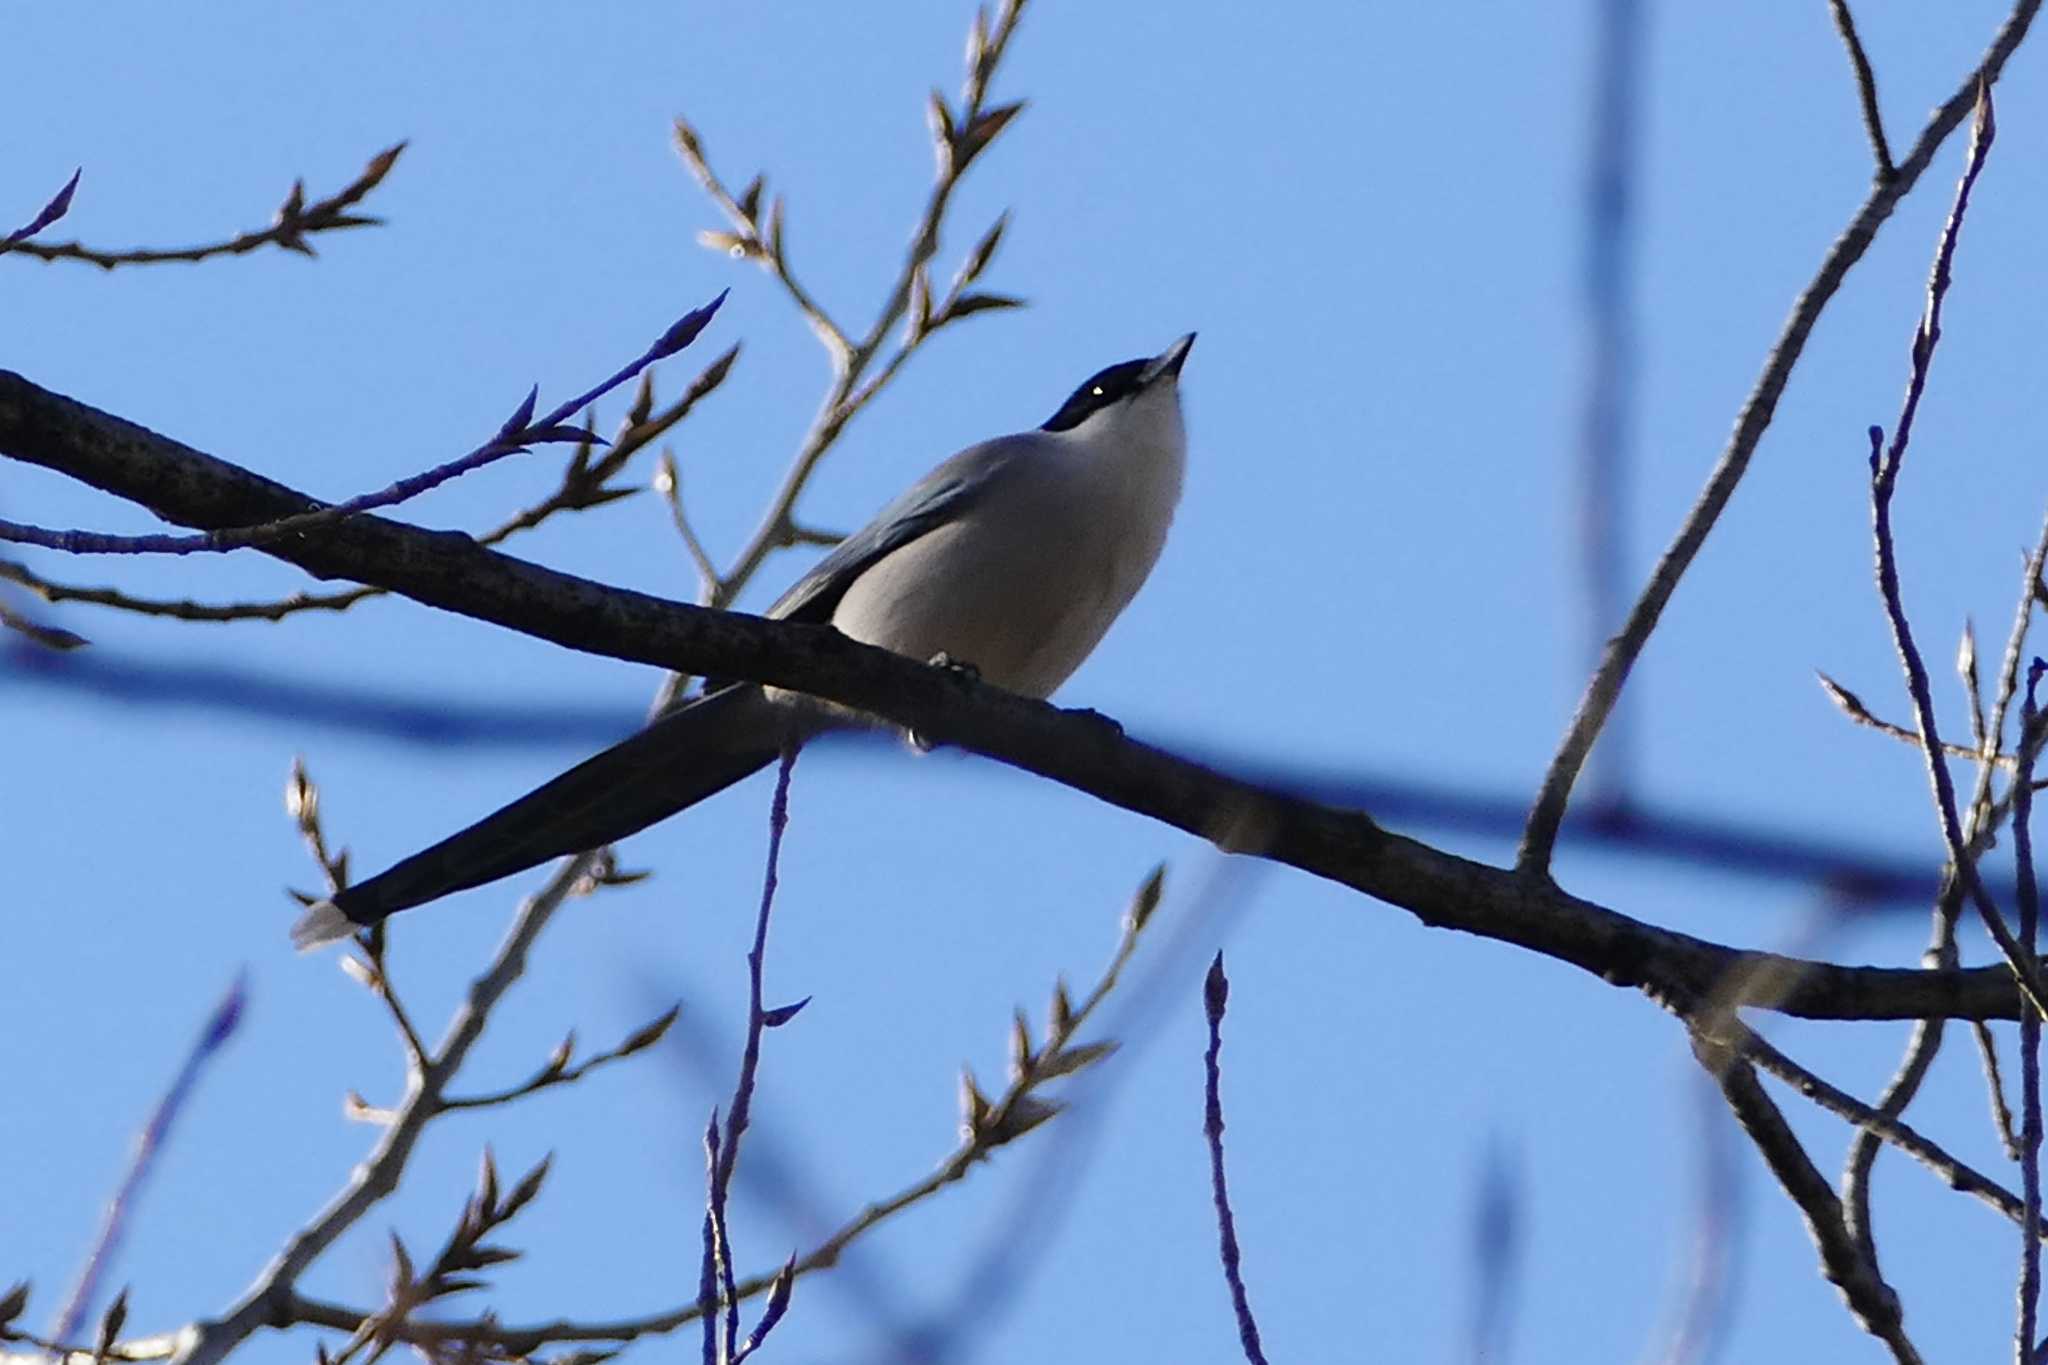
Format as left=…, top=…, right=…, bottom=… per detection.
left=907, top=652, right=981, bottom=751
left=925, top=651, right=981, bottom=683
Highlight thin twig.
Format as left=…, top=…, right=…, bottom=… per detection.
left=699, top=1115, right=724, bottom=1365
left=1690, top=1030, right=1921, bottom=1364
left=0, top=296, right=724, bottom=558
left=692, top=0, right=1030, bottom=606
left=673, top=134, right=849, bottom=364
left=276, top=868, right=1165, bottom=1359
left=2016, top=664, right=2045, bottom=1357
left=1970, top=523, right=2048, bottom=840
left=1829, top=0, right=1898, bottom=177
left=1517, top=0, right=2041, bottom=876
left=705, top=747, right=801, bottom=1364
left=1963, top=620, right=1991, bottom=754
left=1955, top=516, right=2048, bottom=1170
left=1, top=145, right=405, bottom=269
left=285, top=760, right=430, bottom=1073
left=1977, top=1020, right=2025, bottom=1161
left=171, top=853, right=591, bottom=1365
left=1843, top=497, right=2048, bottom=1254
left=654, top=448, right=723, bottom=601
left=1864, top=86, right=2048, bottom=1015
left=4, top=167, right=80, bottom=247
left=342, top=936, right=430, bottom=1078
left=1704, top=1013, right=2032, bottom=1229
left=434, top=1005, right=679, bottom=1114
left=1845, top=1009, right=1946, bottom=1272
left=0, top=594, right=86, bottom=649
left=50, top=977, right=246, bottom=1349
left=0, top=342, right=737, bottom=625
left=1201, top=954, right=1270, bottom=1365
left=645, top=0, right=1030, bottom=724
left=1817, top=669, right=2022, bottom=767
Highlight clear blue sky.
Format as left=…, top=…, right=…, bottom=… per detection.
left=8, top=3, right=2048, bottom=1361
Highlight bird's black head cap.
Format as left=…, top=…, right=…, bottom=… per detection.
left=1039, top=334, right=1194, bottom=433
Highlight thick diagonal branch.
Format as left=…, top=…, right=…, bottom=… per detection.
left=0, top=371, right=2028, bottom=1024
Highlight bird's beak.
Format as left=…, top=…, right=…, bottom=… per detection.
left=1140, top=332, right=1196, bottom=386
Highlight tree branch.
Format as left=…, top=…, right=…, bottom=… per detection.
left=1518, top=0, right=2041, bottom=876
left=0, top=145, right=406, bottom=270
left=169, top=858, right=587, bottom=1365
left=0, top=370, right=2029, bottom=1024
left=1828, top=0, right=1897, bottom=178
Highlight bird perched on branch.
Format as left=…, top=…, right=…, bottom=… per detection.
left=293, top=333, right=1195, bottom=948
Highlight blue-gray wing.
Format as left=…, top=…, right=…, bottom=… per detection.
left=765, top=437, right=1026, bottom=625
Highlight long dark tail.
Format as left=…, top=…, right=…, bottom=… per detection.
left=293, top=684, right=789, bottom=946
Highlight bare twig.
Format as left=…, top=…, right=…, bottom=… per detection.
left=273, top=869, right=1163, bottom=1359
left=675, top=136, right=848, bottom=364
left=703, top=747, right=802, bottom=1365
left=1962, top=620, right=1990, bottom=754
left=1864, top=86, right=2047, bottom=1015
left=285, top=759, right=430, bottom=1073
left=679, top=0, right=1031, bottom=610
left=1518, top=0, right=2041, bottom=876
left=0, top=296, right=724, bottom=558
left=1690, top=1031, right=1921, bottom=1364
left=1968, top=529, right=2048, bottom=839
left=0, top=596, right=86, bottom=649
left=171, top=854, right=589, bottom=1365
left=1953, top=527, right=2048, bottom=1175
left=0, top=559, right=381, bottom=622
left=1817, top=669, right=2022, bottom=767
left=643, top=0, right=1029, bottom=723
left=698, top=1117, right=725, bottom=1365
left=1201, top=954, right=1269, bottom=1365
left=1702, top=1012, right=2032, bottom=1229
left=434, top=1005, right=679, bottom=1114
left=1841, top=495, right=2048, bottom=1265
left=341, top=937, right=431, bottom=1079
left=1829, top=0, right=1897, bottom=177
left=2016, top=663, right=2045, bottom=1357
left=323, top=1150, right=553, bottom=1365
left=4, top=167, right=81, bottom=247
left=654, top=448, right=722, bottom=601
left=1, top=145, right=405, bottom=269
left=285, top=757, right=350, bottom=893
left=0, top=343, right=737, bottom=626
left=1977, top=1021, right=2024, bottom=1162
left=50, top=978, right=246, bottom=1350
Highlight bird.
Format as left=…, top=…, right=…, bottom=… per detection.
left=291, top=333, right=1194, bottom=949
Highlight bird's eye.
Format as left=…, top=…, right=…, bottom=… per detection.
left=1090, top=386, right=1104, bottom=397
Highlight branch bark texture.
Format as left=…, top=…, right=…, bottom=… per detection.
left=0, top=371, right=2023, bottom=1024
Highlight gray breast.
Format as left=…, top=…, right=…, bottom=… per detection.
left=830, top=438, right=1178, bottom=698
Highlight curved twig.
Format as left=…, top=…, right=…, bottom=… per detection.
left=1518, top=0, right=2042, bottom=876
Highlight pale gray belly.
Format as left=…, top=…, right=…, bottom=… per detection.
left=829, top=508, right=1155, bottom=699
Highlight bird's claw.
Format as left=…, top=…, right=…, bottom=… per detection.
left=907, top=653, right=982, bottom=752
left=926, top=651, right=982, bottom=683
